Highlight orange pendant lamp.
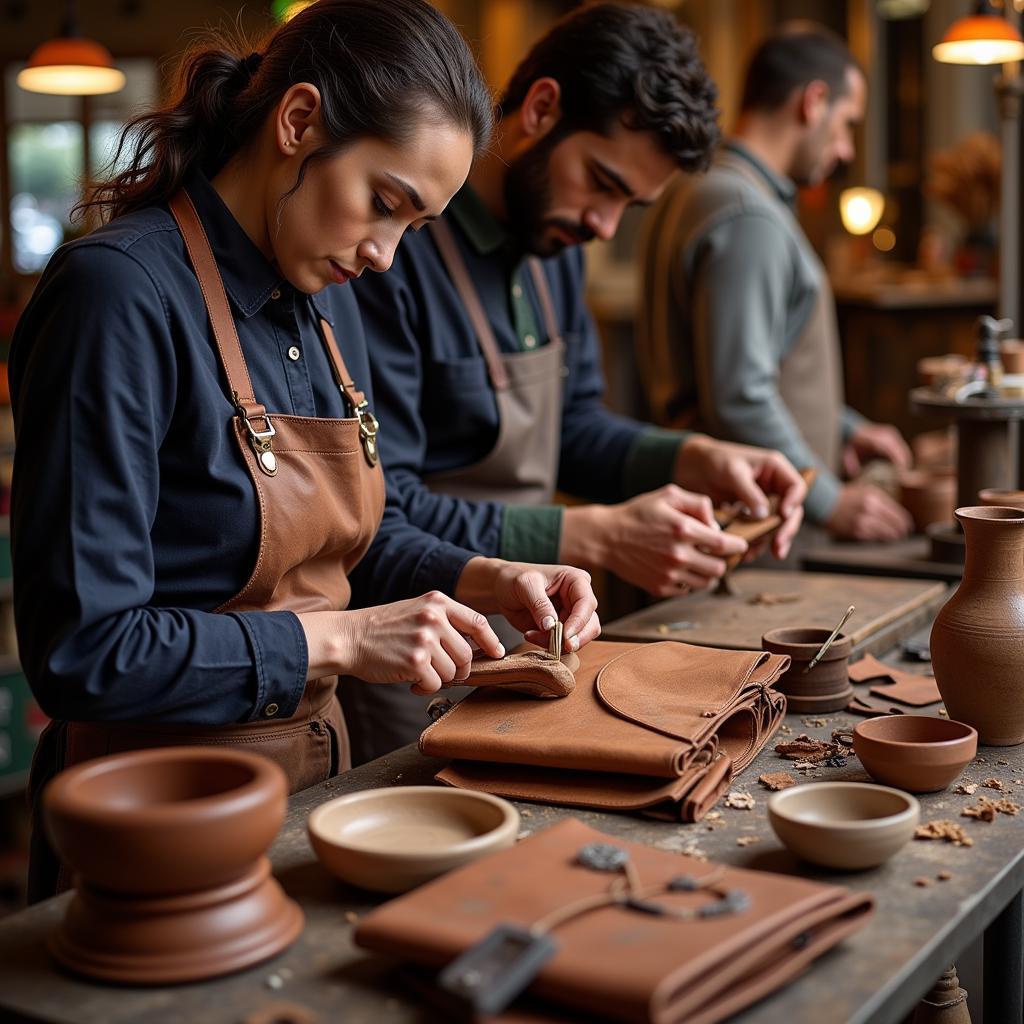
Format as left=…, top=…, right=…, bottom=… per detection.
left=17, top=0, right=125, bottom=96
left=933, top=0, right=1024, bottom=65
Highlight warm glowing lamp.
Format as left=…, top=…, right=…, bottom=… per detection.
left=933, top=9, right=1024, bottom=65
left=17, top=1, right=124, bottom=96
left=839, top=187, right=886, bottom=236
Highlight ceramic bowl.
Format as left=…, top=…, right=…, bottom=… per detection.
left=308, top=786, right=520, bottom=893
left=44, top=746, right=288, bottom=896
left=768, top=781, right=920, bottom=870
left=762, top=627, right=854, bottom=713
left=853, top=715, right=977, bottom=793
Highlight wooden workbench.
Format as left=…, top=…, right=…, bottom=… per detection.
left=0, top=638, right=1022, bottom=1024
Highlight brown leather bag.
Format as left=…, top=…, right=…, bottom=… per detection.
left=355, top=818, right=873, bottom=1024
left=420, top=640, right=789, bottom=821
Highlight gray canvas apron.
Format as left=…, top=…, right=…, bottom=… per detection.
left=341, top=219, right=566, bottom=765
left=643, top=152, right=843, bottom=474
left=707, top=152, right=842, bottom=473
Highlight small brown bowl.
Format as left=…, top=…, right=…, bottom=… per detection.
left=978, top=488, right=1024, bottom=511
left=768, top=782, right=919, bottom=870
left=44, top=746, right=288, bottom=896
left=762, top=627, right=854, bottom=713
left=308, top=786, right=520, bottom=894
left=853, top=715, right=977, bottom=793
left=1001, top=339, right=1024, bottom=374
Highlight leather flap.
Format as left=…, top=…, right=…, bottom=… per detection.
left=595, top=642, right=790, bottom=741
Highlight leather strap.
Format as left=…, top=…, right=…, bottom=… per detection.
left=320, top=319, right=367, bottom=409
left=168, top=191, right=268, bottom=424
left=527, top=257, right=562, bottom=347
left=429, top=220, right=510, bottom=391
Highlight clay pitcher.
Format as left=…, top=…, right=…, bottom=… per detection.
left=931, top=506, right=1024, bottom=745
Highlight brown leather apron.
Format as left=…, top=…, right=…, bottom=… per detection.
left=28, top=189, right=385, bottom=897
left=341, top=220, right=566, bottom=765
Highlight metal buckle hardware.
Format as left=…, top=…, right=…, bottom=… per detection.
left=234, top=393, right=278, bottom=476
left=338, top=380, right=380, bottom=467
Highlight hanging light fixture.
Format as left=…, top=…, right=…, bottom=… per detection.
left=839, top=187, right=886, bottom=236
left=933, top=0, right=1024, bottom=65
left=17, top=0, right=126, bottom=96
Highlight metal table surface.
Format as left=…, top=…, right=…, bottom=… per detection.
left=0, top=644, right=1022, bottom=1024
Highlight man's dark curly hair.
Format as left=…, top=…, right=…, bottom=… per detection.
left=497, top=2, right=719, bottom=173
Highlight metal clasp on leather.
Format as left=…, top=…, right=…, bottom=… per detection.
left=240, top=408, right=278, bottom=476
left=356, top=402, right=380, bottom=467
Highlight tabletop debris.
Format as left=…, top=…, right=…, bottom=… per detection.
left=758, top=771, right=797, bottom=791
left=723, top=791, right=755, bottom=810
left=914, top=820, right=974, bottom=846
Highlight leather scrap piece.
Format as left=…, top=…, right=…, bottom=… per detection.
left=444, top=649, right=578, bottom=698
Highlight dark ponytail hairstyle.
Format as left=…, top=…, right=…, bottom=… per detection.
left=76, top=0, right=493, bottom=222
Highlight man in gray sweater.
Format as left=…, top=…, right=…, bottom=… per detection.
left=639, top=24, right=912, bottom=541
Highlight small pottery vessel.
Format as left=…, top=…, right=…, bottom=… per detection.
left=761, top=627, right=854, bottom=713
left=899, top=471, right=956, bottom=533
left=917, top=354, right=967, bottom=388
left=931, top=506, right=1024, bottom=745
left=1001, top=338, right=1024, bottom=374
left=978, top=488, right=1024, bottom=511
left=308, top=786, right=519, bottom=893
left=853, top=715, right=977, bottom=792
left=768, top=782, right=920, bottom=870
left=43, top=746, right=302, bottom=984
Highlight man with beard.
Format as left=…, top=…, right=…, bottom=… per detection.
left=638, top=24, right=912, bottom=541
left=345, top=1, right=807, bottom=763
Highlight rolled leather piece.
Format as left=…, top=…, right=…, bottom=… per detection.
left=441, top=648, right=579, bottom=698
left=355, top=818, right=874, bottom=1024
left=421, top=640, right=789, bottom=821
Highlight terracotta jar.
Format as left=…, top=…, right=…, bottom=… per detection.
left=762, top=627, right=853, bottom=713
left=43, top=746, right=303, bottom=983
left=899, top=471, right=956, bottom=533
left=978, top=488, right=1024, bottom=511
left=931, top=506, right=1024, bottom=745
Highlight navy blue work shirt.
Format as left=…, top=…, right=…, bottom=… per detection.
left=351, top=185, right=687, bottom=568
left=10, top=172, right=473, bottom=727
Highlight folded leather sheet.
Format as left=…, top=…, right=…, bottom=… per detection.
left=355, top=818, right=874, bottom=1024
left=420, top=640, right=789, bottom=821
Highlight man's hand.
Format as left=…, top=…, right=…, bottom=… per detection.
left=673, top=435, right=806, bottom=558
left=842, top=422, right=912, bottom=478
left=562, top=486, right=748, bottom=597
left=827, top=483, right=913, bottom=541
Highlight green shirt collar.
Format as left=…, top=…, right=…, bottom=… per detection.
left=448, top=184, right=510, bottom=255
left=724, top=140, right=798, bottom=207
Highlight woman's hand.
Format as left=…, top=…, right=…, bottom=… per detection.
left=456, top=556, right=601, bottom=653
left=298, top=592, right=504, bottom=696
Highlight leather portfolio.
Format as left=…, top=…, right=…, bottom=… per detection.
left=420, top=640, right=789, bottom=821
left=355, top=818, right=873, bottom=1024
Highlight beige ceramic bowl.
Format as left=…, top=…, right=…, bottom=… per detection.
left=308, top=786, right=520, bottom=893
left=768, top=781, right=920, bottom=870
left=854, top=715, right=977, bottom=793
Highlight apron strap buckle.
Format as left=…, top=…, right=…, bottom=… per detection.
left=234, top=393, right=279, bottom=476
left=338, top=379, right=380, bottom=467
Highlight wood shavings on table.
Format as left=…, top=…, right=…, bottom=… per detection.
left=758, top=772, right=797, bottom=791
left=962, top=796, right=1021, bottom=821
left=914, top=877, right=931, bottom=887
left=937, top=871, right=953, bottom=881
left=982, top=778, right=1007, bottom=792
left=736, top=836, right=761, bottom=847
left=914, top=820, right=974, bottom=846
left=955, top=782, right=978, bottom=795
left=746, top=591, right=800, bottom=607
left=778, top=724, right=794, bottom=736
left=723, top=791, right=755, bottom=810
left=801, top=717, right=831, bottom=729
left=774, top=734, right=848, bottom=765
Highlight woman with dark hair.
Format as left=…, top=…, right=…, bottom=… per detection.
left=11, top=0, right=600, bottom=900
